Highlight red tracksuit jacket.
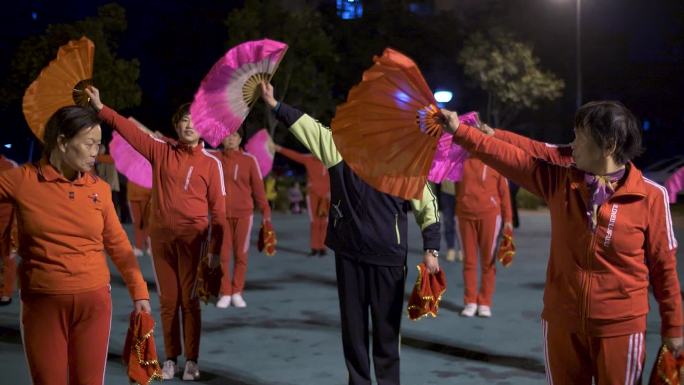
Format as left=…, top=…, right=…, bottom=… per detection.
left=456, top=157, right=512, bottom=222
left=454, top=124, right=683, bottom=338
left=98, top=106, right=226, bottom=254
left=214, top=149, right=271, bottom=219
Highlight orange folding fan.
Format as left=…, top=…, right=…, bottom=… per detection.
left=22, top=36, right=95, bottom=141
left=331, top=48, right=444, bottom=200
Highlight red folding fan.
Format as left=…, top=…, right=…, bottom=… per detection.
left=331, top=48, right=444, bottom=200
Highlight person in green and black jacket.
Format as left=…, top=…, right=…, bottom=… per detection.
left=260, top=82, right=440, bottom=385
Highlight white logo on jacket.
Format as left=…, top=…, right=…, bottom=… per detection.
left=604, top=204, right=619, bottom=246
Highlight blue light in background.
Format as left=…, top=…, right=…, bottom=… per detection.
left=643, top=120, right=650, bottom=131
left=337, top=0, right=363, bottom=20
left=4, top=144, right=12, bottom=149
left=31, top=12, right=37, bottom=20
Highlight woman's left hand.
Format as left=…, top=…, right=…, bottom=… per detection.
left=134, top=299, right=152, bottom=314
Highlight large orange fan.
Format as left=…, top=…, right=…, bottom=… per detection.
left=22, top=36, right=95, bottom=141
left=331, top=48, right=443, bottom=200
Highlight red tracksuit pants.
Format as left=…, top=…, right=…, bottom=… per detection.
left=542, top=320, right=645, bottom=385
left=458, top=214, right=501, bottom=306
left=220, top=216, right=253, bottom=295
left=21, top=286, right=112, bottom=385
left=151, top=235, right=203, bottom=361
left=1, top=251, right=15, bottom=297
left=306, top=192, right=328, bottom=250
left=128, top=199, right=151, bottom=249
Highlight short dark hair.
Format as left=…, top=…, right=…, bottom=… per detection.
left=172, top=103, right=191, bottom=127
left=574, top=101, right=643, bottom=165
left=43, top=106, right=102, bottom=156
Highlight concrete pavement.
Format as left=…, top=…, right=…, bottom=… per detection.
left=1, top=208, right=682, bottom=384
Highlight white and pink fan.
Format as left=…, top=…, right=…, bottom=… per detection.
left=190, top=38, right=288, bottom=147
left=109, top=131, right=153, bottom=189
left=244, top=129, right=275, bottom=178
left=427, top=111, right=478, bottom=183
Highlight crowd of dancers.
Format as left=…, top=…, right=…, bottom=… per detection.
left=0, top=77, right=680, bottom=385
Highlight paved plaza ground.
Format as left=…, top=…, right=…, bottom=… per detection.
left=1, top=208, right=683, bottom=384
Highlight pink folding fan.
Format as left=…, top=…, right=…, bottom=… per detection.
left=427, top=111, right=479, bottom=183
left=109, top=131, right=153, bottom=189
left=190, top=39, right=288, bottom=147
left=244, top=129, right=275, bottom=178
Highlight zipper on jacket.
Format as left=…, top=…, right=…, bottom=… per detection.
left=233, top=164, right=239, bottom=181
left=184, top=166, right=194, bottom=191
left=395, top=214, right=401, bottom=245
left=579, top=204, right=603, bottom=334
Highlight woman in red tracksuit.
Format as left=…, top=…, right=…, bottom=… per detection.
left=0, top=154, right=17, bottom=305
left=275, top=144, right=330, bottom=256
left=88, top=87, right=226, bottom=381
left=214, top=130, right=271, bottom=309
left=442, top=101, right=682, bottom=385
left=127, top=181, right=152, bottom=257
left=456, top=157, right=512, bottom=318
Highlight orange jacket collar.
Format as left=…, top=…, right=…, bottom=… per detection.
left=37, top=158, right=96, bottom=186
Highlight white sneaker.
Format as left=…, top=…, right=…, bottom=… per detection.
left=133, top=247, right=144, bottom=258
left=161, top=360, right=178, bottom=380
left=216, top=295, right=232, bottom=308
left=461, top=303, right=477, bottom=317
left=146, top=247, right=153, bottom=258
left=477, top=305, right=492, bottom=318
left=182, top=360, right=200, bottom=381
left=456, top=250, right=464, bottom=262
left=446, top=248, right=456, bottom=262
left=231, top=293, right=247, bottom=308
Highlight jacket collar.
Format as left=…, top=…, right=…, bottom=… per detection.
left=37, top=157, right=96, bottom=186
left=175, top=140, right=205, bottom=154
left=569, top=162, right=646, bottom=200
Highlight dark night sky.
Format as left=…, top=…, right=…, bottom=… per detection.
left=1, top=0, right=683, bottom=166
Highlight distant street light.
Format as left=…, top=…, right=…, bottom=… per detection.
left=434, top=90, right=453, bottom=103
left=555, top=0, right=582, bottom=108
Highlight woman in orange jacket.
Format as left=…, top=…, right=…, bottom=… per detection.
left=442, top=101, right=682, bottom=385
left=275, top=144, right=330, bottom=256
left=87, top=87, right=226, bottom=381
left=0, top=105, right=150, bottom=385
left=214, top=130, right=271, bottom=308
left=456, top=157, right=512, bottom=317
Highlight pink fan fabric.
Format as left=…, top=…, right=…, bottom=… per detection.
left=109, top=131, right=153, bottom=189
left=665, top=165, right=684, bottom=203
left=190, top=39, right=288, bottom=147
left=427, top=112, right=479, bottom=183
left=244, top=129, right=274, bottom=178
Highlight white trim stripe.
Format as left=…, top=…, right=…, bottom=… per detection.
left=490, top=214, right=502, bottom=263
left=624, top=332, right=644, bottom=385
left=233, top=164, right=239, bottom=181
left=542, top=320, right=554, bottom=385
left=243, top=215, right=254, bottom=253
left=644, top=178, right=678, bottom=249
left=149, top=134, right=167, bottom=144
left=245, top=153, right=264, bottom=179
left=202, top=149, right=227, bottom=196
left=625, top=334, right=634, bottom=385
